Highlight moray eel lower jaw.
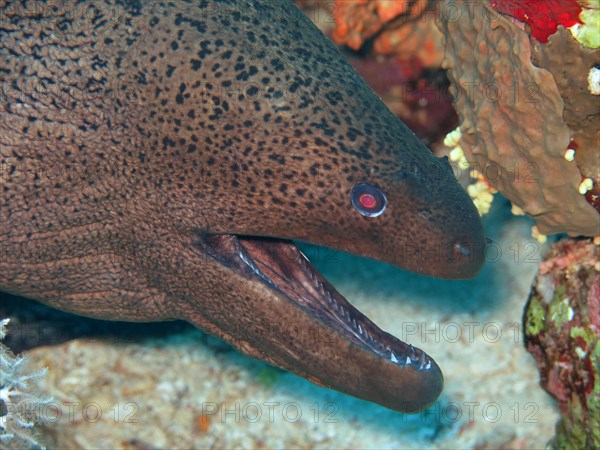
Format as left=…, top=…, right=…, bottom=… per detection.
left=193, top=233, right=443, bottom=413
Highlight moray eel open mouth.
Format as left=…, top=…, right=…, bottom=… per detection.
left=196, top=233, right=441, bottom=412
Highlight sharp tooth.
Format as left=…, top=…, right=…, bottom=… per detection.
left=406, top=356, right=412, bottom=365
left=358, top=324, right=363, bottom=334
left=390, top=352, right=398, bottom=363
left=424, top=361, right=431, bottom=370
left=299, top=250, right=310, bottom=262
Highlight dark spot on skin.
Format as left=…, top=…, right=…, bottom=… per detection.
left=190, top=59, right=202, bottom=71
left=270, top=58, right=285, bottom=72
left=268, top=154, right=285, bottom=164
left=116, top=0, right=142, bottom=16
left=325, top=90, right=343, bottom=106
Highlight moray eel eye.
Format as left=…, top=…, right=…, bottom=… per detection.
left=351, top=182, right=387, bottom=218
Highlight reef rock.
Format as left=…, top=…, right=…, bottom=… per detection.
left=524, top=238, right=599, bottom=448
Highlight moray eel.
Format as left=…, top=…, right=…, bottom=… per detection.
left=0, top=0, right=485, bottom=413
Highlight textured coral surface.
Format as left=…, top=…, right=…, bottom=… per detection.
left=438, top=0, right=599, bottom=236
left=524, top=239, right=599, bottom=449
left=530, top=27, right=600, bottom=205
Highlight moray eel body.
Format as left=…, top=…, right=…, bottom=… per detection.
left=0, top=1, right=485, bottom=413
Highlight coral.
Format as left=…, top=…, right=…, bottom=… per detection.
left=570, top=0, right=600, bottom=49
left=589, top=66, right=600, bottom=95
left=0, top=319, right=52, bottom=450
left=529, top=28, right=600, bottom=211
left=444, top=128, right=498, bottom=216
left=330, top=0, right=445, bottom=68
left=443, top=127, right=554, bottom=244
left=523, top=239, right=599, bottom=448
left=437, top=0, right=599, bottom=237
left=490, top=0, right=582, bottom=43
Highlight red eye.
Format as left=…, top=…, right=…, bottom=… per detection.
left=351, top=183, right=387, bottom=217
left=359, top=193, right=376, bottom=209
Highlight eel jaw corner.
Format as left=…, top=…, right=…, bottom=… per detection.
left=194, top=233, right=443, bottom=413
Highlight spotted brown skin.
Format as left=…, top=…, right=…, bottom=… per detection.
left=0, top=1, right=485, bottom=413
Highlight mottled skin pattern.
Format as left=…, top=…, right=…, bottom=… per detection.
left=1, top=1, right=485, bottom=413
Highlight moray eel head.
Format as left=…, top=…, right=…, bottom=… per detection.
left=170, top=2, right=486, bottom=413
left=190, top=135, right=484, bottom=412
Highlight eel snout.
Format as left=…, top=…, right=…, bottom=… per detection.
left=193, top=233, right=443, bottom=413
left=334, top=162, right=487, bottom=281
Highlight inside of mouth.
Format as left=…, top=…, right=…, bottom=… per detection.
left=195, top=233, right=433, bottom=371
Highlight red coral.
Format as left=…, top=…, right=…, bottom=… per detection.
left=490, top=0, right=582, bottom=42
